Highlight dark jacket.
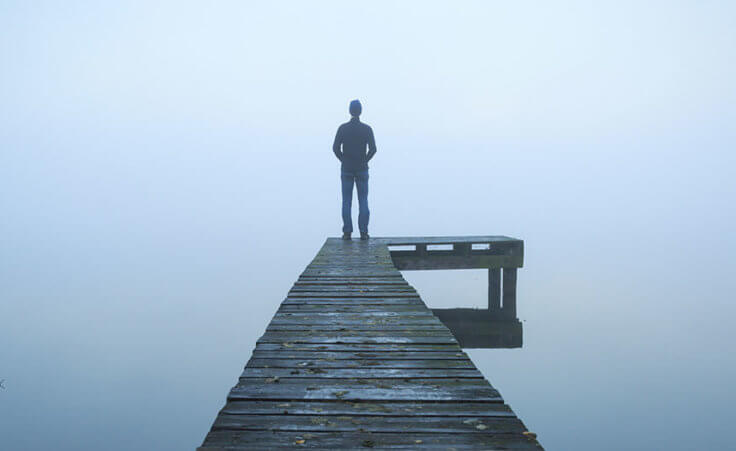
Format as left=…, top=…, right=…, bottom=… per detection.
left=333, top=117, right=377, bottom=172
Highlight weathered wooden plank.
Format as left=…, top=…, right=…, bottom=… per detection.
left=290, top=287, right=414, bottom=292
left=275, top=310, right=435, bottom=318
left=281, top=298, right=425, bottom=305
left=290, top=285, right=414, bottom=291
left=250, top=350, right=469, bottom=360
left=277, top=305, right=430, bottom=312
left=269, top=320, right=443, bottom=328
left=293, top=281, right=409, bottom=286
left=201, top=430, right=542, bottom=450
left=298, top=274, right=404, bottom=278
left=246, top=358, right=474, bottom=369
left=260, top=330, right=456, bottom=339
left=228, top=378, right=502, bottom=402
left=257, top=332, right=457, bottom=345
left=240, top=367, right=483, bottom=379
left=296, top=279, right=405, bottom=284
left=259, top=329, right=456, bottom=339
left=291, top=283, right=413, bottom=288
left=220, top=400, right=516, bottom=417
left=255, top=343, right=462, bottom=352
left=265, top=324, right=447, bottom=332
left=211, top=413, right=525, bottom=434
left=286, top=292, right=419, bottom=298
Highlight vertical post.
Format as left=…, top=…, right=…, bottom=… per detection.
left=502, top=268, right=517, bottom=319
left=416, top=244, right=427, bottom=257
left=488, top=268, right=501, bottom=311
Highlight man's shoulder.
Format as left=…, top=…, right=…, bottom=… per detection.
left=339, top=120, right=372, bottom=132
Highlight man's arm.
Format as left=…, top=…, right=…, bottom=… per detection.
left=366, top=126, right=377, bottom=161
left=332, top=126, right=344, bottom=161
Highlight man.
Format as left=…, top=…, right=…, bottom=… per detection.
left=333, top=99, right=377, bottom=240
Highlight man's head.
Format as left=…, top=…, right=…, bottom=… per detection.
left=349, top=99, right=362, bottom=117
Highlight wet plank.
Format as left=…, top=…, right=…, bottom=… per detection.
left=220, top=400, right=516, bottom=417
left=240, top=367, right=483, bottom=379
left=211, top=413, right=525, bottom=433
left=286, top=292, right=420, bottom=298
left=257, top=331, right=457, bottom=345
left=281, top=297, right=425, bottom=305
left=289, top=285, right=415, bottom=291
left=265, top=324, right=447, bottom=331
left=250, top=350, right=469, bottom=360
left=277, top=305, right=432, bottom=312
left=255, top=343, right=462, bottom=352
left=228, top=378, right=502, bottom=402
left=201, top=430, right=541, bottom=450
left=270, top=315, right=443, bottom=325
left=246, top=358, right=475, bottom=369
left=274, top=310, right=436, bottom=317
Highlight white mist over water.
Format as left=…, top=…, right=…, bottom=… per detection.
left=2, top=2, right=735, bottom=450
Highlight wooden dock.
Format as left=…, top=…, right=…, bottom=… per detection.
left=199, top=237, right=541, bottom=450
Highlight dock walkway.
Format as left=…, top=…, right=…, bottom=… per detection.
left=200, top=238, right=541, bottom=449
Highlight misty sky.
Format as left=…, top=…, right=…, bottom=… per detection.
left=1, top=2, right=735, bottom=450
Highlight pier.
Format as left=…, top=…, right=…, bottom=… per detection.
left=199, top=237, right=541, bottom=450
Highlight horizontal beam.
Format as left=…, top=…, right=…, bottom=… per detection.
left=377, top=236, right=522, bottom=245
left=391, top=253, right=523, bottom=270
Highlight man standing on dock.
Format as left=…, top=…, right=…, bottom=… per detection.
left=333, top=99, right=377, bottom=241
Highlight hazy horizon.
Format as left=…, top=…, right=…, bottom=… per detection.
left=2, top=2, right=735, bottom=450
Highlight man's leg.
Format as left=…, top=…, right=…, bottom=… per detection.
left=356, top=170, right=370, bottom=235
left=341, top=171, right=355, bottom=234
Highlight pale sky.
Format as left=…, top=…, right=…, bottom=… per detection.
left=1, top=2, right=735, bottom=450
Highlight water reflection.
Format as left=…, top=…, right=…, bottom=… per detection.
left=433, top=308, right=523, bottom=348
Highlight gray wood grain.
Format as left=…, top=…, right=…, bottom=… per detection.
left=228, top=378, right=502, bottom=402
left=220, top=400, right=516, bottom=417
left=199, top=237, right=540, bottom=450
left=201, top=430, right=541, bottom=450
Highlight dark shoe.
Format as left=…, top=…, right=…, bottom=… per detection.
left=360, top=232, right=369, bottom=240
left=342, top=233, right=351, bottom=240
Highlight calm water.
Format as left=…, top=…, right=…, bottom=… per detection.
left=2, top=130, right=734, bottom=450
left=2, top=3, right=735, bottom=449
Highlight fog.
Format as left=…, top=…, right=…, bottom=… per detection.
left=1, top=2, right=735, bottom=450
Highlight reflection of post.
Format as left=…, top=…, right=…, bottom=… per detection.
left=488, top=268, right=501, bottom=311
left=502, top=268, right=517, bottom=319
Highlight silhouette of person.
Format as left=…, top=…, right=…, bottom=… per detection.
left=333, top=99, right=377, bottom=240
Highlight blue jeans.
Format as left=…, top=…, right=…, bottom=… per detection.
left=341, top=169, right=369, bottom=234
